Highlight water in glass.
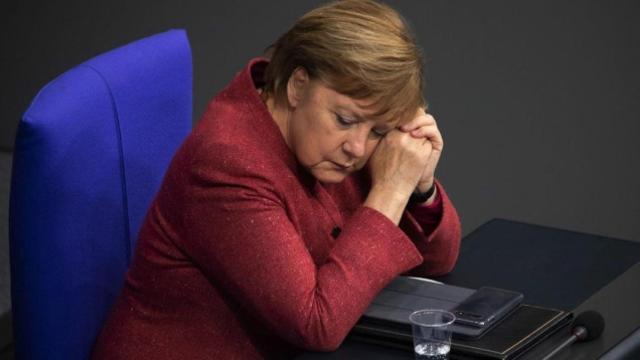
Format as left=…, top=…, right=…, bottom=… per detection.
left=414, top=342, right=450, bottom=360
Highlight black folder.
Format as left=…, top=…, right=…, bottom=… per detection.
left=352, top=277, right=573, bottom=359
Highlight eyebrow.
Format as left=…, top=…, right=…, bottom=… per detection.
left=335, top=105, right=362, bottom=119
left=335, top=104, right=382, bottom=123
left=336, top=104, right=399, bottom=130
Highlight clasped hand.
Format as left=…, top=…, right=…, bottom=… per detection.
left=368, top=109, right=443, bottom=197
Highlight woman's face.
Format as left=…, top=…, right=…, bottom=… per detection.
left=280, top=68, right=395, bottom=183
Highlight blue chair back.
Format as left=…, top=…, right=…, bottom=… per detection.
left=9, top=29, right=192, bottom=359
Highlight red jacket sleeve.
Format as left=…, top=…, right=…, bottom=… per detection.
left=400, top=180, right=462, bottom=276
left=162, top=143, right=423, bottom=351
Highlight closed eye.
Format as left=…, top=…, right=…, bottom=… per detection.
left=335, top=112, right=390, bottom=138
left=335, top=113, right=356, bottom=127
left=371, top=127, right=391, bottom=137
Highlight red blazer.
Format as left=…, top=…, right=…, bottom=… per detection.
left=92, top=59, right=461, bottom=359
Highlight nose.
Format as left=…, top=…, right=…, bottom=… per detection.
left=342, top=127, right=368, bottom=159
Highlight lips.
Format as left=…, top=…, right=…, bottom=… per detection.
left=331, top=161, right=352, bottom=170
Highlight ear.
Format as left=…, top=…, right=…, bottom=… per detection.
left=286, top=67, right=310, bottom=108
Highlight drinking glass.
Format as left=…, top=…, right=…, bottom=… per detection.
left=409, top=309, right=455, bottom=360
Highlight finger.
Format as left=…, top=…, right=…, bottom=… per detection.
left=400, top=112, right=436, bottom=132
left=400, top=115, right=432, bottom=132
left=422, top=145, right=442, bottom=181
left=409, top=123, right=437, bottom=138
left=409, top=125, right=444, bottom=151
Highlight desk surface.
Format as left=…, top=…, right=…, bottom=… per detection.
left=437, top=219, right=640, bottom=310
left=298, top=218, right=640, bottom=359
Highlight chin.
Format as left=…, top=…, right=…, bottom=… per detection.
left=311, top=169, right=349, bottom=184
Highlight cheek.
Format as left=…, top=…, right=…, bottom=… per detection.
left=364, top=139, right=381, bottom=157
left=293, top=128, right=318, bottom=163
left=306, top=119, right=343, bottom=156
left=355, top=139, right=381, bottom=167
left=290, top=115, right=333, bottom=164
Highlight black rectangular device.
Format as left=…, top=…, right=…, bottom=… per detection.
left=353, top=277, right=572, bottom=358
left=452, top=286, right=524, bottom=328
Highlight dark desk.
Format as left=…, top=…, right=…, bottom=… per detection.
left=299, top=219, right=640, bottom=359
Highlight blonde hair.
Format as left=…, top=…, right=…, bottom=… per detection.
left=263, top=0, right=425, bottom=124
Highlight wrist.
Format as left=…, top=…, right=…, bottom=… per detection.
left=416, top=178, right=434, bottom=193
left=365, top=183, right=413, bottom=225
left=409, top=181, right=437, bottom=205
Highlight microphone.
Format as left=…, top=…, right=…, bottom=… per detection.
left=541, top=310, right=605, bottom=360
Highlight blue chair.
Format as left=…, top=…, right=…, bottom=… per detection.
left=9, top=29, right=192, bottom=359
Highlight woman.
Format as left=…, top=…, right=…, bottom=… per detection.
left=93, top=0, right=461, bottom=358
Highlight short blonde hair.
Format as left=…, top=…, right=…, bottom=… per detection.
left=263, top=0, right=425, bottom=124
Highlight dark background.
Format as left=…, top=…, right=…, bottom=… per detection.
left=1, top=0, right=639, bottom=356
left=4, top=0, right=638, bottom=241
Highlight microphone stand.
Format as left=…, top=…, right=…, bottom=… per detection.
left=540, top=327, right=587, bottom=360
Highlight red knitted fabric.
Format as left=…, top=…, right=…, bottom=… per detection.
left=92, top=59, right=461, bottom=359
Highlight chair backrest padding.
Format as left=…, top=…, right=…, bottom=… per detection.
left=9, top=29, right=192, bottom=359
